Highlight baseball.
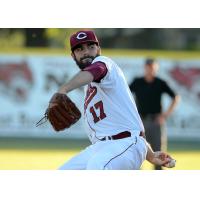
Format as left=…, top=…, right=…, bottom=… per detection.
left=166, top=159, right=176, bottom=168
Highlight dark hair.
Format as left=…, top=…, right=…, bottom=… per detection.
left=145, top=58, right=156, bottom=65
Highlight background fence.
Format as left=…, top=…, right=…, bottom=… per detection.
left=0, top=48, right=200, bottom=141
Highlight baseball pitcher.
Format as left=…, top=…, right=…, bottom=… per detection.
left=37, top=30, right=176, bottom=170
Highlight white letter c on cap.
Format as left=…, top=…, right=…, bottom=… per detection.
left=76, top=32, right=87, bottom=40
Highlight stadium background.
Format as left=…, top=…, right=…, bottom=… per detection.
left=0, top=28, right=200, bottom=169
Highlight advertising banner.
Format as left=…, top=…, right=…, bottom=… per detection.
left=0, top=54, right=200, bottom=140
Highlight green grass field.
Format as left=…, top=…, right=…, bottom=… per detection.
left=0, top=138, right=200, bottom=170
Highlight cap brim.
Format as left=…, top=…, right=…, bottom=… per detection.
left=71, top=40, right=99, bottom=51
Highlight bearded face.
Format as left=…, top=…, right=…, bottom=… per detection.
left=74, top=55, right=99, bottom=69
left=71, top=42, right=101, bottom=69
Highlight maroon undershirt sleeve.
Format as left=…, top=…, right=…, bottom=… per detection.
left=82, top=61, right=108, bottom=82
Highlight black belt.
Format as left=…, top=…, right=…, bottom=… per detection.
left=100, top=131, right=131, bottom=141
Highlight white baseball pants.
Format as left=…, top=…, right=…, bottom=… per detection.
left=58, top=135, right=147, bottom=170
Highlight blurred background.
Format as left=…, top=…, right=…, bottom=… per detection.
left=1, top=28, right=200, bottom=50
left=0, top=28, right=200, bottom=169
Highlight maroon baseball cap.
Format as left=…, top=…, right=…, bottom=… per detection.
left=70, top=30, right=99, bottom=51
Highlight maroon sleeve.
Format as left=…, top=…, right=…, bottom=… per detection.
left=82, top=61, right=108, bottom=82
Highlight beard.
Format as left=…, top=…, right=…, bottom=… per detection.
left=74, top=54, right=99, bottom=69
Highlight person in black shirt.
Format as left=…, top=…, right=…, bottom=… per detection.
left=129, top=58, right=180, bottom=170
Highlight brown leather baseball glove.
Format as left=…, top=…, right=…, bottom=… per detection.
left=36, top=93, right=81, bottom=131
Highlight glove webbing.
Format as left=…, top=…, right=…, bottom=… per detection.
left=36, top=112, right=48, bottom=127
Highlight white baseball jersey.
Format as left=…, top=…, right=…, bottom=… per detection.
left=84, top=56, right=144, bottom=143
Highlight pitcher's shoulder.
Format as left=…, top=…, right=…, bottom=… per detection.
left=93, top=56, right=112, bottom=63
